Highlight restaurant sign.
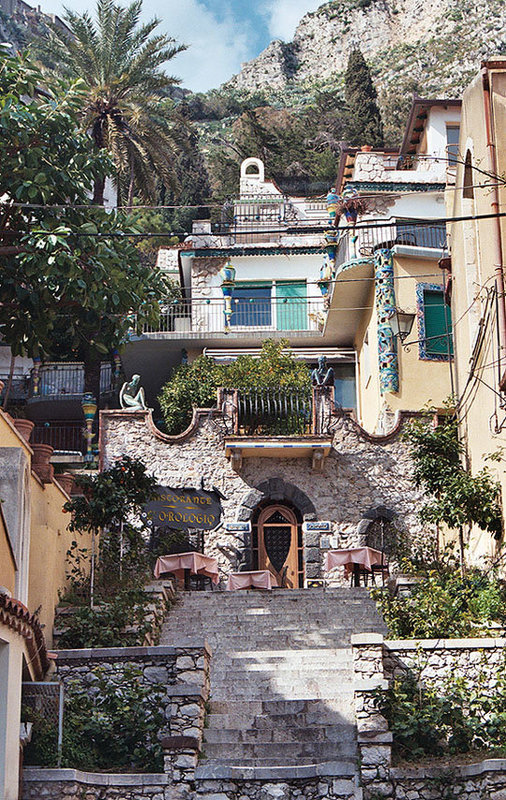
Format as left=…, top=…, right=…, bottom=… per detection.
left=144, top=487, right=222, bottom=532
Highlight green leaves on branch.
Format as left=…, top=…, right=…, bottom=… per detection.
left=374, top=662, right=506, bottom=760
left=371, top=559, right=506, bottom=639
left=158, top=338, right=311, bottom=435
left=64, top=455, right=158, bottom=534
left=0, top=51, right=167, bottom=363
left=404, top=407, right=503, bottom=538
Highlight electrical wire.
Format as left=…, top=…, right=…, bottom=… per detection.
left=0, top=179, right=500, bottom=210
left=1, top=209, right=506, bottom=240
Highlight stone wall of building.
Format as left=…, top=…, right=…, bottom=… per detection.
left=100, top=408, right=429, bottom=583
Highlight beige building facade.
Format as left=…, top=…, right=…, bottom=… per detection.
left=447, top=58, right=506, bottom=563
left=0, top=409, right=90, bottom=799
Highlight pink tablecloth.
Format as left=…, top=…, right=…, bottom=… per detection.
left=154, top=552, right=220, bottom=584
left=324, top=547, right=388, bottom=577
left=226, top=570, right=279, bottom=591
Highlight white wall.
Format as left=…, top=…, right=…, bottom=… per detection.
left=425, top=106, right=462, bottom=159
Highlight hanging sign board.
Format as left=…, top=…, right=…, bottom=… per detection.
left=143, top=487, right=222, bottom=532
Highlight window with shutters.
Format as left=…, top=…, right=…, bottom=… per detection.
left=416, top=283, right=453, bottom=361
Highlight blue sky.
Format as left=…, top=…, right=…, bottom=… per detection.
left=38, top=0, right=322, bottom=91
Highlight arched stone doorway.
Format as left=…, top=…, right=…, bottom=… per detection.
left=253, top=502, right=304, bottom=588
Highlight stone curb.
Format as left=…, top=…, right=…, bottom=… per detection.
left=55, top=641, right=211, bottom=660
left=384, top=637, right=506, bottom=649
left=23, top=769, right=170, bottom=785
left=351, top=633, right=384, bottom=646
left=195, top=761, right=356, bottom=780
left=391, top=758, right=506, bottom=779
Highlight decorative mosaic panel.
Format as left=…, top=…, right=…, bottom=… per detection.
left=374, top=249, right=399, bottom=394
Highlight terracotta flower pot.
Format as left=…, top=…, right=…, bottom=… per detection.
left=31, top=443, right=54, bottom=484
left=13, top=418, right=35, bottom=443
left=56, top=473, right=75, bottom=496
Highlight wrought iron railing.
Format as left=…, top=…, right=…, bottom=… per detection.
left=335, top=220, right=448, bottom=266
left=142, top=296, right=327, bottom=336
left=32, top=424, right=86, bottom=454
left=0, top=374, right=30, bottom=401
left=235, top=387, right=313, bottom=436
left=28, top=362, right=114, bottom=399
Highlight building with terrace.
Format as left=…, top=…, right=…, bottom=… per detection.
left=123, top=97, right=460, bottom=435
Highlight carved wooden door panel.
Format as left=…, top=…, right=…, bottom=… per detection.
left=258, top=505, right=298, bottom=588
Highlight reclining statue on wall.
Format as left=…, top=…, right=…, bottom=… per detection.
left=119, top=374, right=147, bottom=411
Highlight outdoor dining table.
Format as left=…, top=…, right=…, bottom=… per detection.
left=226, top=570, right=279, bottom=591
left=324, top=547, right=388, bottom=586
left=154, top=551, right=220, bottom=588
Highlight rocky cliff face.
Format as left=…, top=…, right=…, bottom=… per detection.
left=225, top=0, right=505, bottom=95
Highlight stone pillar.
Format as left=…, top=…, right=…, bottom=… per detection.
left=351, top=633, right=394, bottom=798
left=374, top=249, right=399, bottom=394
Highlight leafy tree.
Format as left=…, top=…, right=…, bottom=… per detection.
left=159, top=338, right=311, bottom=435
left=344, top=48, right=384, bottom=148
left=404, top=408, right=503, bottom=568
left=36, top=0, right=187, bottom=205
left=0, top=51, right=166, bottom=398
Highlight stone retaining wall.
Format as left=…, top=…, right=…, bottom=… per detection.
left=351, top=634, right=506, bottom=799
left=22, top=770, right=358, bottom=800
left=53, top=641, right=210, bottom=779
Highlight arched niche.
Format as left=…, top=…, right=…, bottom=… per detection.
left=240, top=157, right=265, bottom=183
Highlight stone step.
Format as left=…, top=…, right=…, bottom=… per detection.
left=211, top=662, right=353, bottom=680
left=202, top=741, right=357, bottom=761
left=203, top=723, right=354, bottom=744
left=209, top=696, right=355, bottom=713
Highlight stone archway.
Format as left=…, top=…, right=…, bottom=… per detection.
left=235, top=478, right=317, bottom=573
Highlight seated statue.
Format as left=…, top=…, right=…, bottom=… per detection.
left=311, top=355, right=335, bottom=387
left=119, top=374, right=147, bottom=410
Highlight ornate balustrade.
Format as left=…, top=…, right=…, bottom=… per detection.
left=28, top=362, right=114, bottom=400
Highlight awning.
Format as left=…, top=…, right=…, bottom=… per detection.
left=203, top=347, right=355, bottom=363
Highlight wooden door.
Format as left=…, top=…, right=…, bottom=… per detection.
left=258, top=505, right=300, bottom=588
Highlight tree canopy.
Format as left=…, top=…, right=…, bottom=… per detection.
left=36, top=0, right=187, bottom=205
left=0, top=50, right=166, bottom=395
left=344, top=48, right=384, bottom=148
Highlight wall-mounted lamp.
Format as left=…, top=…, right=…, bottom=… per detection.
left=390, top=308, right=416, bottom=342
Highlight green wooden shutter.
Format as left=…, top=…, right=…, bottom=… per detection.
left=424, top=289, right=453, bottom=356
left=276, top=282, right=307, bottom=331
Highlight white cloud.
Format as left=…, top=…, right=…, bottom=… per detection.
left=39, top=0, right=254, bottom=91
left=261, top=0, right=322, bottom=40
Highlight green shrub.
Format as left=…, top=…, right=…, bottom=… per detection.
left=372, top=561, right=506, bottom=639
left=25, top=666, right=166, bottom=771
left=57, top=588, right=160, bottom=649
left=158, top=338, right=311, bottom=434
left=373, top=664, right=506, bottom=760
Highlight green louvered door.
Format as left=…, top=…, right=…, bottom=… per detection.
left=276, top=281, right=307, bottom=331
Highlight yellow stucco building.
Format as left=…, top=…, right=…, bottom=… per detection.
left=0, top=408, right=90, bottom=800
left=447, top=58, right=506, bottom=564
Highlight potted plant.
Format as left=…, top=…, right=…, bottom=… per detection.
left=335, top=191, right=368, bottom=225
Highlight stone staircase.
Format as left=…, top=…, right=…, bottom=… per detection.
left=160, top=587, right=386, bottom=779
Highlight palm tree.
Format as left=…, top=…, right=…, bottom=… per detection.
left=39, top=0, right=187, bottom=205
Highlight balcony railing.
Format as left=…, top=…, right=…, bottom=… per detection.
left=32, top=424, right=86, bottom=454
left=0, top=374, right=30, bottom=401
left=336, top=220, right=448, bottom=265
left=142, top=297, right=327, bottom=337
left=28, top=362, right=114, bottom=400
left=221, top=386, right=334, bottom=436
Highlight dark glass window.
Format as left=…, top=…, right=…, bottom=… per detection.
left=230, top=284, right=271, bottom=327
